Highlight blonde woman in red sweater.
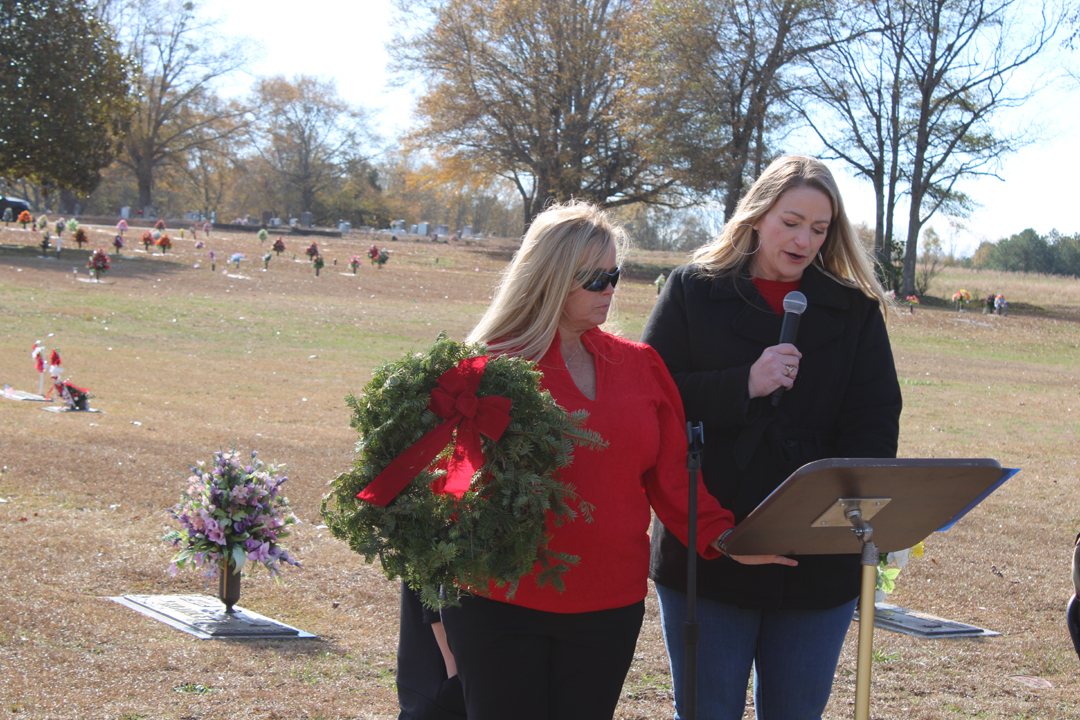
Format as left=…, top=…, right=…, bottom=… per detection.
left=439, top=200, right=794, bottom=720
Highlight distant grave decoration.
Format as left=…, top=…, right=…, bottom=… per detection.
left=116, top=219, right=128, bottom=235
left=258, top=228, right=268, bottom=243
left=66, top=218, right=78, bottom=233
left=349, top=255, right=360, bottom=274
left=876, top=541, right=925, bottom=602
left=141, top=231, right=153, bottom=251
left=312, top=254, right=324, bottom=276
left=73, top=227, right=88, bottom=248
left=262, top=251, right=272, bottom=270
left=321, top=333, right=604, bottom=610
left=17, top=210, right=31, bottom=229
left=87, top=247, right=110, bottom=280
left=305, top=241, right=319, bottom=259
left=113, top=235, right=123, bottom=254
left=273, top=237, right=286, bottom=256
left=163, top=448, right=300, bottom=613
left=156, top=233, right=172, bottom=254
left=154, top=218, right=166, bottom=231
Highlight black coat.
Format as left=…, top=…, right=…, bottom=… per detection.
left=642, top=264, right=902, bottom=610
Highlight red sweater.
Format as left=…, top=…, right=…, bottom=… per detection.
left=486, top=328, right=734, bottom=613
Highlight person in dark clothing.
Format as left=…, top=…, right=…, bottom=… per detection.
left=642, top=155, right=902, bottom=720
left=397, top=583, right=466, bottom=720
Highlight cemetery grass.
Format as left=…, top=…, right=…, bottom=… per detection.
left=0, top=225, right=1078, bottom=719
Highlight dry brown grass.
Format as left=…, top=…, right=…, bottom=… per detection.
left=1, top=225, right=1078, bottom=719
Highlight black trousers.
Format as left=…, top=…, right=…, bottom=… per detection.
left=440, top=595, right=645, bottom=720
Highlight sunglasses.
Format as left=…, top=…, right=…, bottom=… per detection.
left=580, top=267, right=621, bottom=292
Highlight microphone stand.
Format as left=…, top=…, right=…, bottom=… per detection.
left=684, top=422, right=705, bottom=720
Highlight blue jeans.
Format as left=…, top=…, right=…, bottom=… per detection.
left=655, top=583, right=857, bottom=720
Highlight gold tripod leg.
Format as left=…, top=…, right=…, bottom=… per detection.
left=854, top=562, right=877, bottom=720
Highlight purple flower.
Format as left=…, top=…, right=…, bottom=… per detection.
left=246, top=541, right=271, bottom=563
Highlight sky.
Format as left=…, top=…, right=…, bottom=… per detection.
left=218, top=0, right=1080, bottom=256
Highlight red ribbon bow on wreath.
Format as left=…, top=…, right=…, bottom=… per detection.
left=357, top=356, right=513, bottom=506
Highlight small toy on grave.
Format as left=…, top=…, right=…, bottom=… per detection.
left=31, top=340, right=47, bottom=395
left=44, top=349, right=92, bottom=411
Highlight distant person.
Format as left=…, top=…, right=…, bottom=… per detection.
left=642, top=155, right=902, bottom=720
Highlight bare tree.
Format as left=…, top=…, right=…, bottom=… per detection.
left=797, top=0, right=1060, bottom=295
left=627, top=0, right=844, bottom=218
left=111, top=0, right=253, bottom=210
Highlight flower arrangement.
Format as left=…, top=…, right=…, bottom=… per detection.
left=272, top=237, right=286, bottom=256
left=141, top=230, right=153, bottom=251
left=156, top=233, right=172, bottom=254
left=349, top=255, right=360, bottom=274
left=194, top=240, right=205, bottom=249
left=36, top=214, right=49, bottom=231
left=87, top=248, right=111, bottom=278
left=262, top=251, right=272, bottom=270
left=905, top=295, right=919, bottom=313
left=257, top=228, right=268, bottom=243
left=376, top=249, right=390, bottom=267
left=322, top=333, right=604, bottom=609
left=116, top=219, right=128, bottom=235
left=305, top=241, right=319, bottom=259
left=39, top=233, right=51, bottom=254
left=952, top=289, right=971, bottom=311
left=164, top=449, right=300, bottom=580
left=154, top=219, right=166, bottom=230
left=229, top=252, right=244, bottom=269
left=312, top=253, right=324, bottom=275
left=73, top=227, right=88, bottom=248
left=17, top=210, right=32, bottom=229
left=66, top=218, right=78, bottom=233
left=55, top=218, right=65, bottom=235
left=113, top=235, right=123, bottom=254
left=877, top=542, right=925, bottom=600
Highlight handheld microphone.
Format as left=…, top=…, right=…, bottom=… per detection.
left=771, top=291, right=807, bottom=407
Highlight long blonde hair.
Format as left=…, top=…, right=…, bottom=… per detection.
left=693, top=155, right=890, bottom=312
left=468, top=200, right=628, bottom=361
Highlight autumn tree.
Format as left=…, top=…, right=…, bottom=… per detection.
left=378, top=153, right=523, bottom=238
left=248, top=75, right=376, bottom=224
left=110, top=0, right=253, bottom=210
left=392, top=0, right=675, bottom=232
left=626, top=0, right=842, bottom=218
left=0, top=0, right=134, bottom=196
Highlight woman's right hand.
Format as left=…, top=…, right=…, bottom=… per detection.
left=747, top=343, right=802, bottom=399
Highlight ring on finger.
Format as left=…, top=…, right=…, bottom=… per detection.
left=785, top=365, right=796, bottom=377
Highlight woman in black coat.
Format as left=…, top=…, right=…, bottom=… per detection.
left=642, top=156, right=902, bottom=720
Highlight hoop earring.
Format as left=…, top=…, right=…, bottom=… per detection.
left=730, top=224, right=760, bottom=256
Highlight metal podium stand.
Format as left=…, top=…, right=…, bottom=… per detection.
left=723, top=458, right=1018, bottom=720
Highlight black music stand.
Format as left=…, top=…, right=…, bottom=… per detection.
left=724, top=458, right=1018, bottom=720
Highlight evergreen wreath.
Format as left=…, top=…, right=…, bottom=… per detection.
left=322, top=333, right=605, bottom=609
